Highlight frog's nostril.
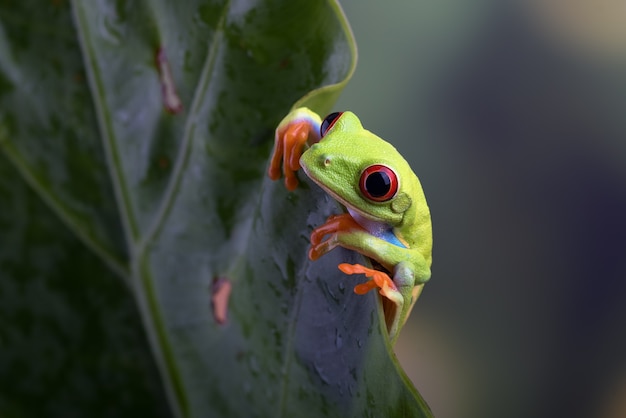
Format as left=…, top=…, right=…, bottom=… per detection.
left=320, top=154, right=331, bottom=167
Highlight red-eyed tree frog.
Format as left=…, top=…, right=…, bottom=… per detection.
left=268, top=107, right=432, bottom=344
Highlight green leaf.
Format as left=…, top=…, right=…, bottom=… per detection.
left=0, top=1, right=432, bottom=417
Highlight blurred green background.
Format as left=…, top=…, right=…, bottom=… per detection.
left=335, top=1, right=626, bottom=417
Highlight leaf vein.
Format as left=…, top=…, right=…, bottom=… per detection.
left=140, top=0, right=231, bottom=250
left=0, top=142, right=129, bottom=280
left=71, top=0, right=140, bottom=250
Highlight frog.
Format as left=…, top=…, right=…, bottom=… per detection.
left=268, top=107, right=432, bottom=344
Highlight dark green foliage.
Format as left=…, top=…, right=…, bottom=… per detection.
left=0, top=1, right=431, bottom=416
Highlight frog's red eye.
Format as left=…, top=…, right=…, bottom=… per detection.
left=320, top=112, right=343, bottom=137
left=359, top=165, right=398, bottom=202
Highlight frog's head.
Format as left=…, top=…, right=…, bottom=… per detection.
left=300, top=111, right=418, bottom=227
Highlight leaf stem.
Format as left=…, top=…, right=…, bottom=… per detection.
left=71, top=0, right=140, bottom=251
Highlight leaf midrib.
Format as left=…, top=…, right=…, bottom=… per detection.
left=71, top=0, right=140, bottom=255
left=69, top=0, right=235, bottom=416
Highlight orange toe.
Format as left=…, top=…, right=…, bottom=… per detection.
left=337, top=263, right=397, bottom=296
left=354, top=280, right=379, bottom=295
left=268, top=120, right=311, bottom=189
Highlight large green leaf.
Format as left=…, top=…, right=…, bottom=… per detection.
left=0, top=0, right=432, bottom=416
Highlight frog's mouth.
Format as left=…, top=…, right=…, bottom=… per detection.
left=301, top=168, right=368, bottom=217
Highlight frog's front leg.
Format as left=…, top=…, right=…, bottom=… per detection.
left=268, top=108, right=321, bottom=191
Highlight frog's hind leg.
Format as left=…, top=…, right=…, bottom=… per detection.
left=338, top=263, right=405, bottom=342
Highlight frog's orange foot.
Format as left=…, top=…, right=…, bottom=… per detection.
left=338, top=263, right=398, bottom=300
left=268, top=120, right=311, bottom=191
left=308, top=214, right=364, bottom=260
left=310, top=213, right=361, bottom=246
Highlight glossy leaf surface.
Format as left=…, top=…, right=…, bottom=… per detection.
left=0, top=1, right=431, bottom=416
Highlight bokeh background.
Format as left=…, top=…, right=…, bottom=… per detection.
left=335, top=1, right=626, bottom=417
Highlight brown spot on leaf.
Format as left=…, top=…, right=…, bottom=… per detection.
left=278, top=57, right=290, bottom=69
left=157, top=156, right=170, bottom=170
left=155, top=47, right=183, bottom=114
left=211, top=277, right=232, bottom=325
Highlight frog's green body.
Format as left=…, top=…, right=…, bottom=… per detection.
left=269, top=107, right=432, bottom=344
